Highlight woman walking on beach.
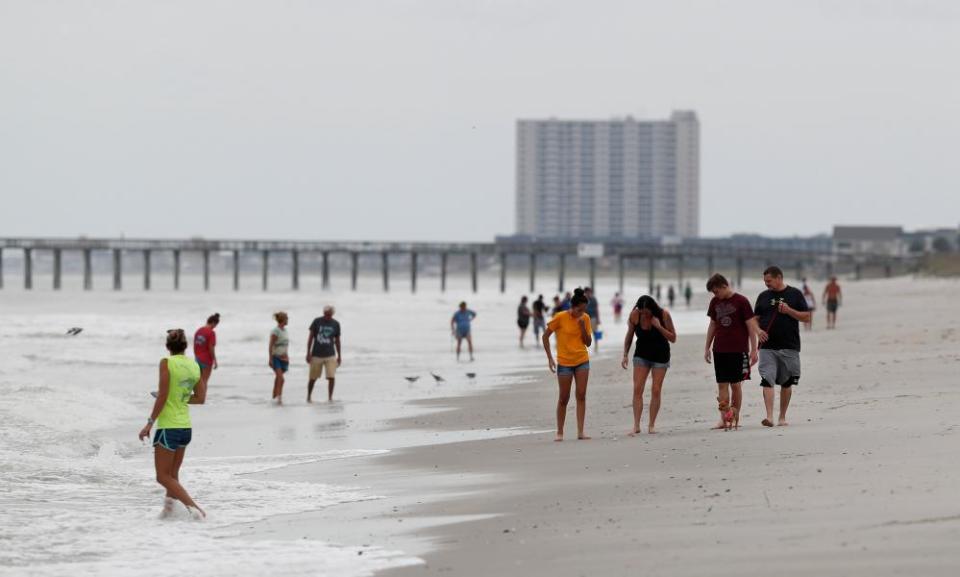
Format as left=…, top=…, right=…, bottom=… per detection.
left=517, top=296, right=531, bottom=348
left=269, top=311, right=290, bottom=404
left=621, top=295, right=676, bottom=435
left=139, top=329, right=206, bottom=518
left=542, top=288, right=593, bottom=441
left=451, top=302, right=477, bottom=361
left=194, top=313, right=219, bottom=387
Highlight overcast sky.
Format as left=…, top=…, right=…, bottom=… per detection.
left=2, top=0, right=958, bottom=242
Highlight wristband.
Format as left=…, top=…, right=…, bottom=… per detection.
left=146, top=418, right=155, bottom=425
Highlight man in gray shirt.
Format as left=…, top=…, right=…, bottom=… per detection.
left=307, top=305, right=342, bottom=402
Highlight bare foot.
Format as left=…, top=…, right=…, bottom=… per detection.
left=627, top=428, right=641, bottom=437
left=711, top=421, right=725, bottom=430
left=761, top=419, right=774, bottom=427
left=554, top=433, right=563, bottom=442
left=577, top=435, right=592, bottom=440
left=647, top=428, right=657, bottom=434
left=778, top=419, right=789, bottom=426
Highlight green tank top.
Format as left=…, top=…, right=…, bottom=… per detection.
left=156, top=354, right=201, bottom=429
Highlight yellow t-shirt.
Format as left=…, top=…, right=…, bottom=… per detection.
left=548, top=311, right=592, bottom=366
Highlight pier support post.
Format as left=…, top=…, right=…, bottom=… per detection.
left=231, top=250, right=239, bottom=291
left=380, top=251, right=389, bottom=292
left=440, top=253, right=448, bottom=292
left=736, top=257, right=744, bottom=289
left=529, top=253, right=536, bottom=293
left=321, top=252, right=330, bottom=290
left=796, top=261, right=804, bottom=281
left=499, top=253, right=507, bottom=294
left=143, top=250, right=151, bottom=291
left=410, top=252, right=418, bottom=293
left=470, top=253, right=478, bottom=293
left=855, top=262, right=862, bottom=280
left=677, top=255, right=684, bottom=289
left=826, top=260, right=834, bottom=279
left=292, top=250, right=300, bottom=291
left=24, top=248, right=33, bottom=290
left=884, top=263, right=892, bottom=278
left=53, top=248, right=62, bottom=290
left=707, top=254, right=715, bottom=277
left=203, top=250, right=211, bottom=292
left=173, top=250, right=181, bottom=291
left=558, top=254, right=565, bottom=293
left=112, top=249, right=122, bottom=291
left=261, top=251, right=268, bottom=291
left=648, top=255, right=655, bottom=296
left=0, top=248, right=3, bottom=289
left=83, top=249, right=92, bottom=290
left=589, top=258, right=596, bottom=290
left=350, top=252, right=359, bottom=291
left=618, top=255, right=624, bottom=293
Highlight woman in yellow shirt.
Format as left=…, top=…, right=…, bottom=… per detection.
left=542, top=288, right=593, bottom=441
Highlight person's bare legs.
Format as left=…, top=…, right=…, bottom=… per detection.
left=466, top=335, right=474, bottom=361
left=555, top=374, right=573, bottom=441
left=327, top=378, right=335, bottom=401
left=714, top=382, right=730, bottom=429
left=272, top=368, right=284, bottom=404
left=155, top=447, right=204, bottom=517
left=307, top=378, right=316, bottom=403
left=630, top=365, right=650, bottom=436
left=762, top=386, right=775, bottom=426
left=574, top=368, right=590, bottom=439
left=648, top=368, right=666, bottom=434
left=731, top=382, right=743, bottom=414
left=455, top=336, right=462, bottom=360
left=779, top=386, right=792, bottom=425
left=519, top=327, right=526, bottom=348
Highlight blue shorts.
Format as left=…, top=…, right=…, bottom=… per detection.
left=557, top=361, right=590, bottom=375
left=196, top=359, right=210, bottom=371
left=633, top=357, right=670, bottom=369
left=153, top=428, right=192, bottom=452
left=271, top=356, right=289, bottom=373
left=456, top=328, right=471, bottom=339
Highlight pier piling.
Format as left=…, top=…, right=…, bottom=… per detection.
left=231, top=250, right=239, bottom=291
left=173, top=250, right=181, bottom=291
left=83, top=249, right=92, bottom=290
left=529, top=253, right=536, bottom=293
left=410, top=252, right=418, bottom=293
left=321, top=251, right=330, bottom=290
left=24, top=248, right=33, bottom=290
left=112, top=249, right=122, bottom=291
left=143, top=250, right=151, bottom=291
left=470, top=253, right=478, bottom=293
left=53, top=248, right=62, bottom=290
left=203, top=250, right=211, bottom=291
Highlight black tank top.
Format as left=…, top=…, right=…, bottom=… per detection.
left=634, top=318, right=670, bottom=363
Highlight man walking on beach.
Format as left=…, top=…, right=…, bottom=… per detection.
left=585, top=287, right=601, bottom=351
left=822, top=276, right=842, bottom=329
left=532, top=295, right=547, bottom=340
left=705, top=274, right=759, bottom=429
left=754, top=266, right=810, bottom=427
left=307, top=306, right=342, bottom=402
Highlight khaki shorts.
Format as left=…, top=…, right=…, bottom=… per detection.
left=309, top=356, right=338, bottom=380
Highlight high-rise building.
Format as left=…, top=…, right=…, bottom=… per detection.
left=515, top=110, right=699, bottom=240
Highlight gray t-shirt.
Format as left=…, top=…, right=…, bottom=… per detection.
left=309, top=317, right=341, bottom=358
left=270, top=326, right=289, bottom=357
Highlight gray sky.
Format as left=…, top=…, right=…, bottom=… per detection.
left=2, top=0, right=958, bottom=242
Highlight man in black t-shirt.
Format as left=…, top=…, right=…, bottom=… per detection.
left=307, top=306, right=342, bottom=402
left=532, top=295, right=547, bottom=339
left=754, top=266, right=811, bottom=428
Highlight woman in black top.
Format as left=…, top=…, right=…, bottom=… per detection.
left=621, top=295, right=676, bottom=435
left=517, top=296, right=531, bottom=348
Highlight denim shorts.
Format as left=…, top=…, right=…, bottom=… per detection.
left=557, top=361, right=590, bottom=375
left=271, top=356, right=289, bottom=373
left=153, top=428, right=192, bottom=452
left=633, top=357, right=670, bottom=369
left=196, top=359, right=210, bottom=371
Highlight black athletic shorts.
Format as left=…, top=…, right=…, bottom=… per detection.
left=713, top=352, right=750, bottom=384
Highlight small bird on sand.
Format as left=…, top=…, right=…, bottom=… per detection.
left=404, top=376, right=420, bottom=383
left=465, top=372, right=476, bottom=379
left=66, top=327, right=83, bottom=336
left=430, top=372, right=445, bottom=383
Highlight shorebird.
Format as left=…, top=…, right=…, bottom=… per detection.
left=66, top=327, right=83, bottom=336
left=430, top=372, right=445, bottom=383
left=465, top=372, right=476, bottom=379
left=404, top=376, right=420, bottom=383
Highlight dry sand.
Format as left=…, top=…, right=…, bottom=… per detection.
left=260, top=277, right=960, bottom=576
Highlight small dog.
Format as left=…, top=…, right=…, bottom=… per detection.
left=717, top=397, right=739, bottom=431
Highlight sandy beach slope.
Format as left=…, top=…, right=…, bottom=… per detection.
left=261, top=278, right=960, bottom=577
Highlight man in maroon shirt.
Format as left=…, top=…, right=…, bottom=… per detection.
left=704, top=274, right=759, bottom=429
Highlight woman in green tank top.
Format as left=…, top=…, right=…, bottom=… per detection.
left=139, top=329, right=207, bottom=518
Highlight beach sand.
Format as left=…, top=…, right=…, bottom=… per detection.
left=262, top=277, right=960, bottom=577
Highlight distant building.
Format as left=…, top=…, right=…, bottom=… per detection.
left=515, top=111, right=699, bottom=240
left=903, top=227, right=959, bottom=254
left=833, top=226, right=906, bottom=256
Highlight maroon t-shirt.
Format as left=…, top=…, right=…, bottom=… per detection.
left=193, top=326, right=216, bottom=364
left=707, top=293, right=755, bottom=353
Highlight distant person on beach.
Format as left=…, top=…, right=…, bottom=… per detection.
left=802, top=279, right=817, bottom=331
left=755, top=266, right=810, bottom=427
left=584, top=287, right=601, bottom=351
left=517, top=296, right=531, bottom=348
left=561, top=292, right=572, bottom=311
left=621, top=295, right=676, bottom=435
left=532, top=295, right=547, bottom=340
left=667, top=285, right=676, bottom=308
left=656, top=284, right=662, bottom=301
left=542, top=288, right=593, bottom=441
left=269, top=311, right=290, bottom=404
left=684, top=282, right=693, bottom=308
left=611, top=292, right=624, bottom=323
left=307, top=306, right=342, bottom=402
left=822, top=277, right=842, bottom=329
left=451, top=302, right=476, bottom=361
left=139, top=329, right=206, bottom=519
left=551, top=295, right=563, bottom=316
left=704, top=274, right=759, bottom=429
left=193, top=313, right=219, bottom=387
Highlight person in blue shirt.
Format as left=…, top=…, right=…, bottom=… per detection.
left=451, top=302, right=477, bottom=361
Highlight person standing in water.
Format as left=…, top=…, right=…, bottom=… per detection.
left=193, top=313, right=219, bottom=387
left=611, top=292, right=624, bottom=323
left=542, top=288, right=593, bottom=441
left=684, top=282, right=693, bottom=308
left=451, top=302, right=476, bottom=361
left=139, top=329, right=206, bottom=519
left=621, top=295, right=676, bottom=435
left=667, top=285, right=676, bottom=308
left=584, top=287, right=601, bottom=352
left=822, top=276, right=842, bottom=329
left=269, top=311, right=290, bottom=404
left=532, top=295, right=547, bottom=341
left=517, top=296, right=532, bottom=348
left=307, top=306, right=342, bottom=402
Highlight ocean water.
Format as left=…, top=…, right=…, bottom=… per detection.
left=0, top=272, right=718, bottom=576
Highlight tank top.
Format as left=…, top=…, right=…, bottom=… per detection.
left=156, top=354, right=201, bottom=429
left=633, top=318, right=671, bottom=364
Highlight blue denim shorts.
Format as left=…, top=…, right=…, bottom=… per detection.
left=196, top=359, right=210, bottom=371
left=153, top=428, right=192, bottom=452
left=271, top=356, right=289, bottom=373
left=633, top=357, right=670, bottom=369
left=557, top=361, right=590, bottom=375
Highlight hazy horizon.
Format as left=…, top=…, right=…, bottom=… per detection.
left=2, top=0, right=958, bottom=242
